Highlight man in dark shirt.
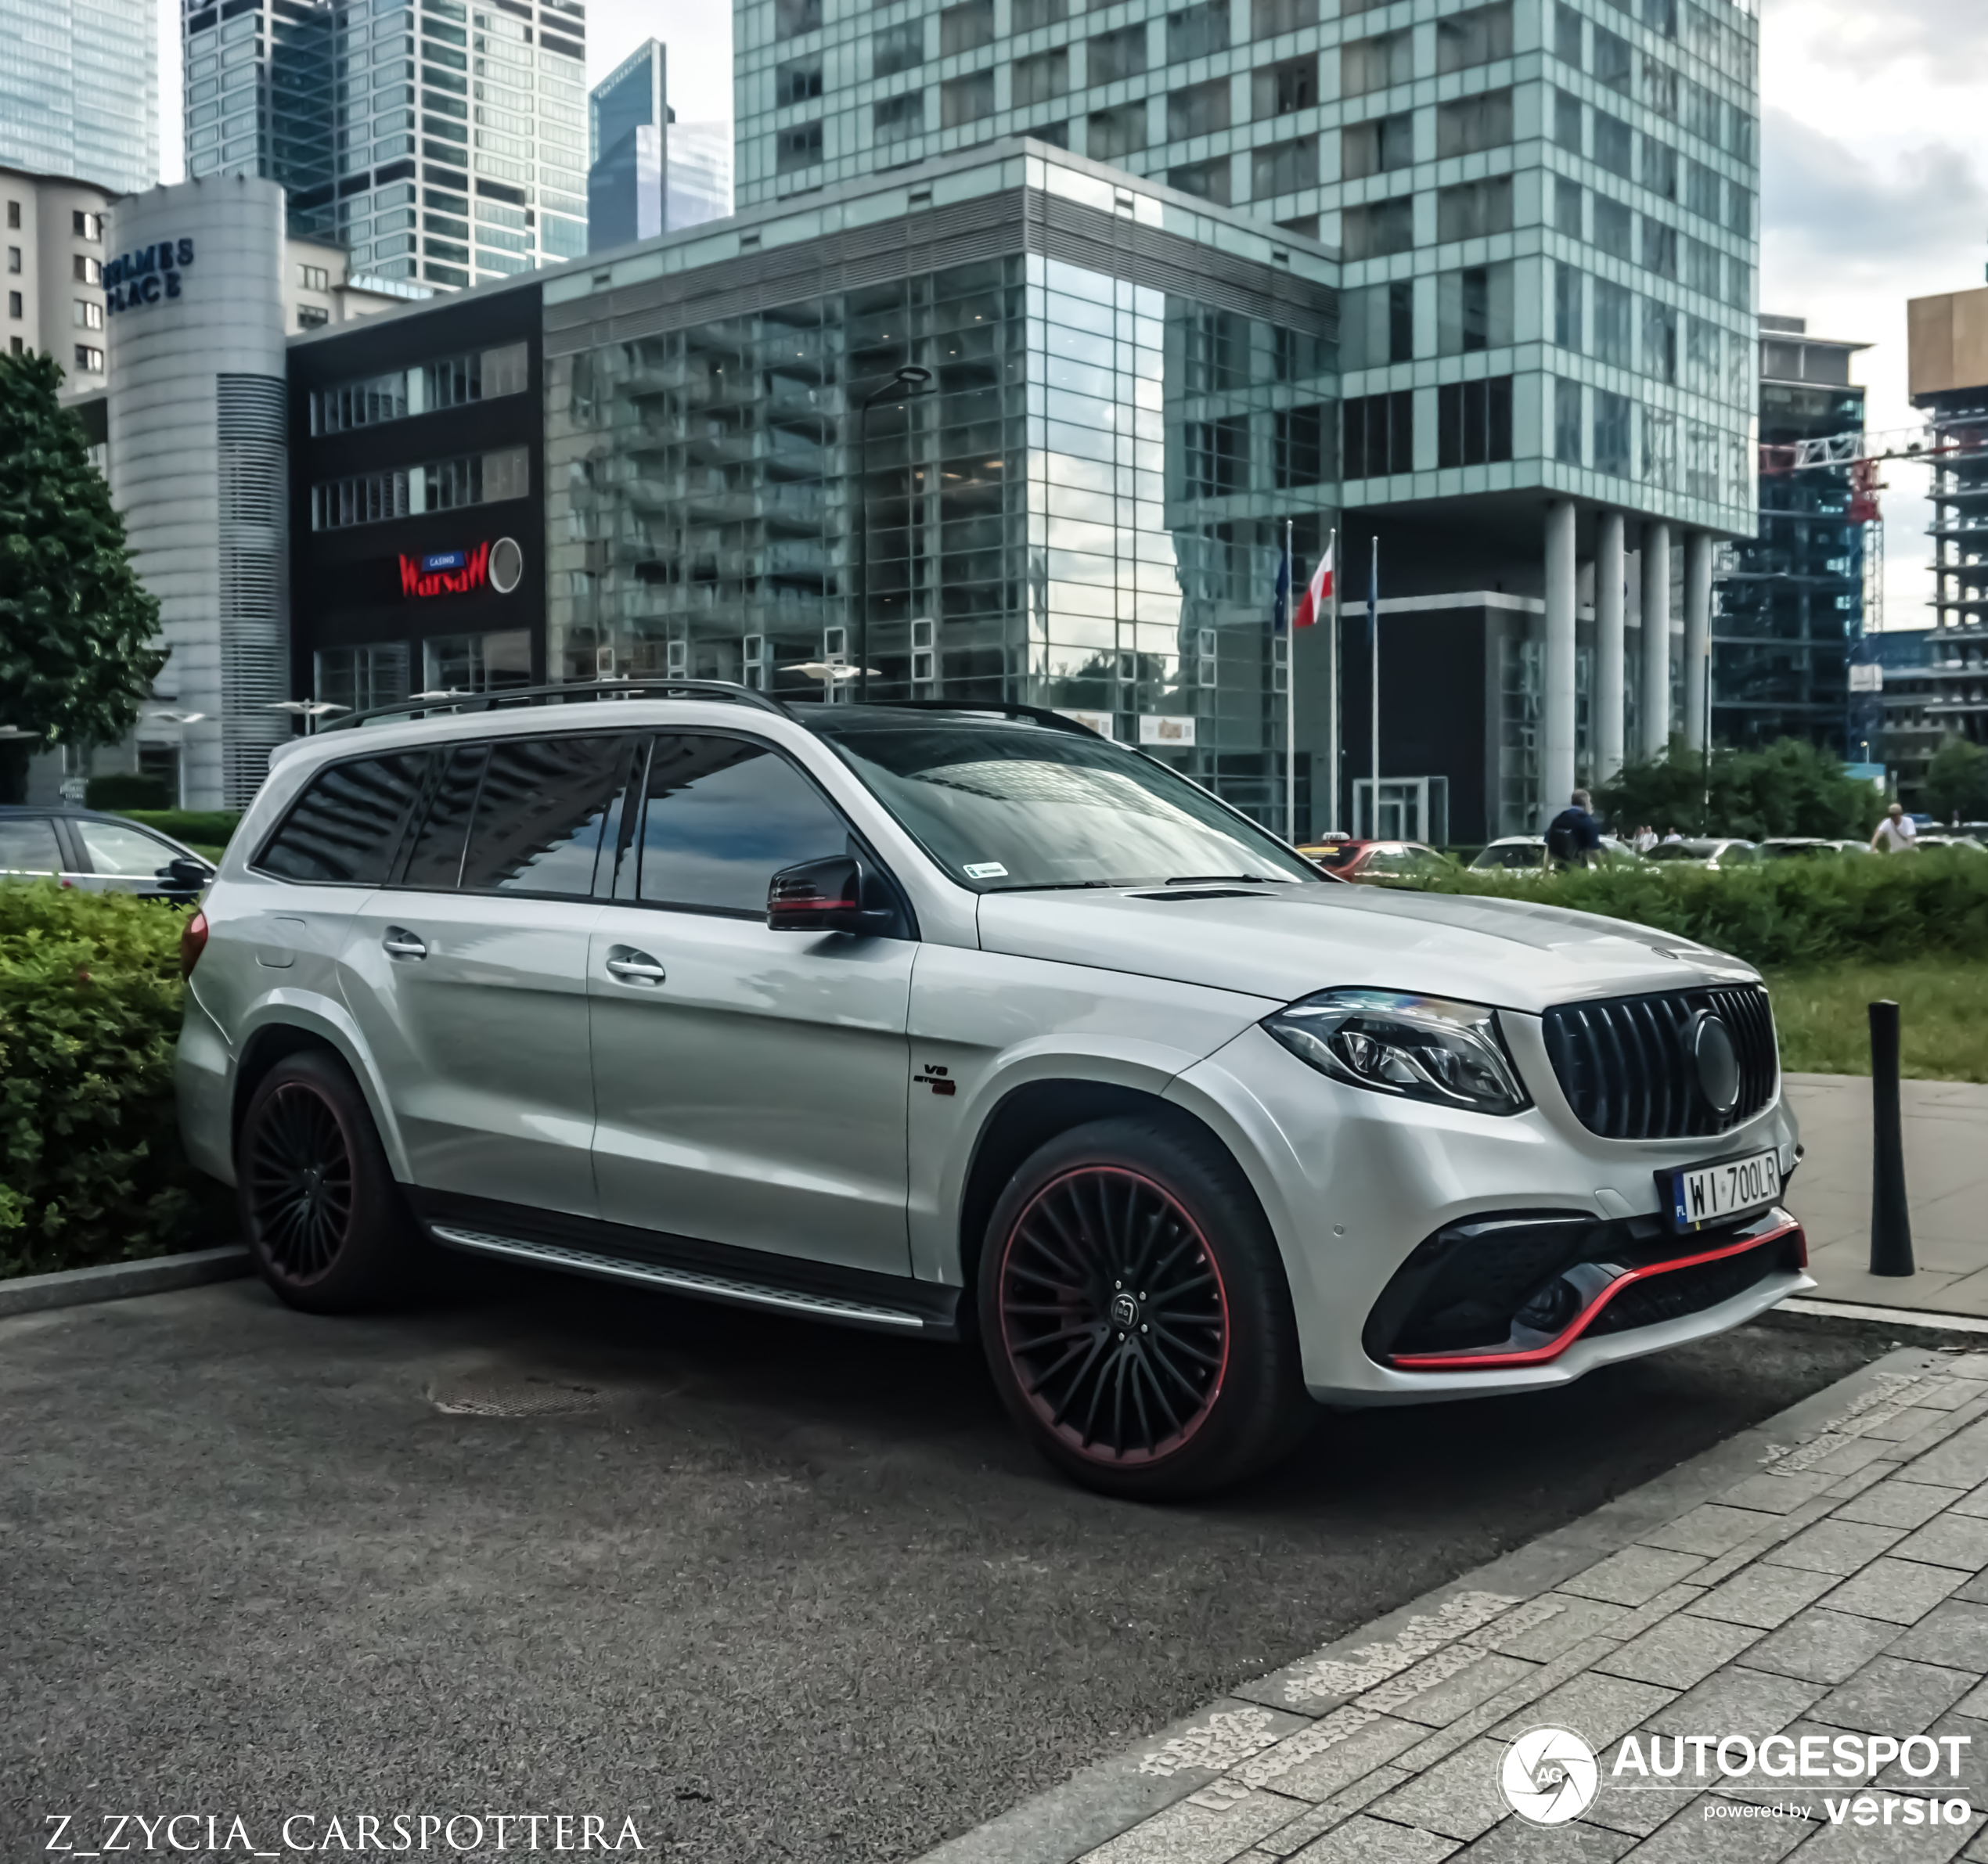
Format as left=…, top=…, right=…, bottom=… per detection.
left=1545, top=790, right=1604, bottom=868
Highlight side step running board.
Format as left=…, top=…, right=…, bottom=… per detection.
left=429, top=1225, right=938, bottom=1334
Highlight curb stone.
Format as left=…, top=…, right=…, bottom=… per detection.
left=915, top=1344, right=1955, bottom=1864
left=0, top=1245, right=250, bottom=1319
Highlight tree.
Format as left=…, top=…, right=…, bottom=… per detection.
left=0, top=352, right=164, bottom=803
left=1924, top=736, right=1988, bottom=826
left=1594, top=736, right=1885, bottom=840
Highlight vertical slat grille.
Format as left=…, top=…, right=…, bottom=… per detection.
left=1542, top=985, right=1779, bottom=1139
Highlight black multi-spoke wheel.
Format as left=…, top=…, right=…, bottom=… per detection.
left=237, top=1049, right=427, bottom=1314
left=979, top=1115, right=1313, bottom=1500
left=999, top=1167, right=1229, bottom=1464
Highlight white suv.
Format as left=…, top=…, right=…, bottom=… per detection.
left=175, top=684, right=1809, bottom=1499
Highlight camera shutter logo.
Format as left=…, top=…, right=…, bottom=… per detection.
left=1500, top=1726, right=1599, bottom=1825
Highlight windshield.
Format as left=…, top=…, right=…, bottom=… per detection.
left=811, top=718, right=1321, bottom=892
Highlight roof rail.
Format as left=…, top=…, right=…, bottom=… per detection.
left=319, top=677, right=794, bottom=733
left=819, top=698, right=1106, bottom=738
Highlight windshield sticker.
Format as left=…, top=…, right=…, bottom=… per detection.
left=962, top=862, right=1009, bottom=880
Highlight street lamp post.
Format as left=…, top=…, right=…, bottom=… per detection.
left=855, top=365, right=933, bottom=704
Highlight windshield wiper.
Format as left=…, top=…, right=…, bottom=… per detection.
left=981, top=879, right=1136, bottom=892
left=1163, top=874, right=1292, bottom=886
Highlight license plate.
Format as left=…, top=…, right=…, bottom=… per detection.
left=1662, top=1148, right=1782, bottom=1232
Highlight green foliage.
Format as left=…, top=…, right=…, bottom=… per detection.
left=1594, top=736, right=1887, bottom=841
left=1427, top=846, right=1988, bottom=970
left=1767, top=959, right=1988, bottom=1083
left=0, top=882, right=218, bottom=1277
left=0, top=351, right=165, bottom=803
left=1925, top=737, right=1988, bottom=826
left=86, top=770, right=171, bottom=811
left=118, top=808, right=241, bottom=850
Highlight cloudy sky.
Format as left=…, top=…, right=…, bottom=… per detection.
left=158, top=0, right=1982, bottom=631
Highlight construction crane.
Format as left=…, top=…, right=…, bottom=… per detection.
left=1758, top=415, right=1988, bottom=477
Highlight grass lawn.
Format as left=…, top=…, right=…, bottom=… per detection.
left=1767, top=959, right=1988, bottom=1082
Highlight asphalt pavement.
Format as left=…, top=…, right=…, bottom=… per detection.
left=0, top=1269, right=1936, bottom=1862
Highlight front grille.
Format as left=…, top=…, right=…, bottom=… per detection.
left=1542, top=984, right=1777, bottom=1140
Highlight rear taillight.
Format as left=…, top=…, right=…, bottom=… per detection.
left=180, top=909, right=208, bottom=981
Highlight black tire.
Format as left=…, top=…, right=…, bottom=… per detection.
left=237, top=1049, right=427, bottom=1314
left=978, top=1114, right=1313, bottom=1500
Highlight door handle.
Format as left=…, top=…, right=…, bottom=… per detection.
left=605, top=946, right=667, bottom=985
left=383, top=927, right=428, bottom=959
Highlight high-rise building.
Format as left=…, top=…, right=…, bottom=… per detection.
left=1711, top=314, right=1869, bottom=752
left=0, top=0, right=157, bottom=196
left=665, top=120, right=733, bottom=231
left=587, top=42, right=733, bottom=253
left=184, top=0, right=590, bottom=289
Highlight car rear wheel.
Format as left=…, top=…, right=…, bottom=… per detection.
left=238, top=1049, right=427, bottom=1314
left=979, top=1115, right=1313, bottom=1500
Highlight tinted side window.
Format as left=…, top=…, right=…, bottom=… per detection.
left=401, top=743, right=488, bottom=890
left=460, top=734, right=633, bottom=896
left=257, top=753, right=429, bottom=884
left=636, top=735, right=849, bottom=916
left=0, top=816, right=62, bottom=874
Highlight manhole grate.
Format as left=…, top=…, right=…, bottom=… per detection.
left=429, top=1376, right=605, bottom=1418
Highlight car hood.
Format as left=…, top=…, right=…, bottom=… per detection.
left=974, top=884, right=1757, bottom=1013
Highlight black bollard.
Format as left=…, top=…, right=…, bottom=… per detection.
left=1868, top=999, right=1915, bottom=1277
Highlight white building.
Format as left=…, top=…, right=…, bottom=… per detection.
left=0, top=164, right=113, bottom=391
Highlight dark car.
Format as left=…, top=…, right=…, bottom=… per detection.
left=0, top=806, right=214, bottom=902
left=1297, top=838, right=1450, bottom=886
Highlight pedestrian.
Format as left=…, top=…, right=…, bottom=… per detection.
left=1661, top=826, right=1684, bottom=844
left=1545, top=790, right=1603, bottom=869
left=1871, top=802, right=1918, bottom=854
left=1634, top=823, right=1658, bottom=853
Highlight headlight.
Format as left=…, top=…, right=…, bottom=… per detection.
left=1262, top=989, right=1530, bottom=1116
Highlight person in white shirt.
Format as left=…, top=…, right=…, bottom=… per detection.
left=1871, top=803, right=1918, bottom=854
left=1661, top=827, right=1684, bottom=844
left=1634, top=824, right=1658, bottom=853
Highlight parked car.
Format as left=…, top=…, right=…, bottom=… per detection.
left=1914, top=834, right=1987, bottom=855
left=0, top=805, right=214, bottom=902
left=1297, top=838, right=1450, bottom=886
left=176, top=683, right=1809, bottom=1499
left=1643, top=838, right=1761, bottom=869
left=1757, top=838, right=1869, bottom=860
left=1468, top=834, right=1642, bottom=873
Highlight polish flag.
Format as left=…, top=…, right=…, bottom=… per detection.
left=1291, top=544, right=1334, bottom=628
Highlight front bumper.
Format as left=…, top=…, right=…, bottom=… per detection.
left=1169, top=1020, right=1810, bottom=1405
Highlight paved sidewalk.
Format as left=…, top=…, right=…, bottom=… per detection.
left=924, top=1347, right=1988, bottom=1864
left=1783, top=1074, right=1988, bottom=1317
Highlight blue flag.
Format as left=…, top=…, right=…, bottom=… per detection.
left=1273, top=543, right=1291, bottom=633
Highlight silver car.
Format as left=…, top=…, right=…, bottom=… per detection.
left=175, top=684, right=1810, bottom=1499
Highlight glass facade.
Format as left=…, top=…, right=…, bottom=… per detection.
left=185, top=0, right=587, bottom=286
left=0, top=0, right=157, bottom=193
left=545, top=149, right=1336, bottom=823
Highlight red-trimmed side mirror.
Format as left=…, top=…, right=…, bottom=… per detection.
left=767, top=855, right=891, bottom=934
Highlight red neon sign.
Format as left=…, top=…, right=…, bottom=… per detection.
left=400, top=541, right=490, bottom=599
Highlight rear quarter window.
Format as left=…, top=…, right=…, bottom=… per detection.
left=256, top=752, right=430, bottom=884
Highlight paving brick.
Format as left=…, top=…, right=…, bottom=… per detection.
left=1823, top=1560, right=1970, bottom=1627
left=1490, top=1671, right=1676, bottom=1746
left=1810, top=1438, right=1908, bottom=1478
left=1686, top=1564, right=1842, bottom=1630
left=1450, top=1815, right=1635, bottom=1862
left=1767, top=1519, right=1909, bottom=1577
left=1871, top=1711, right=1988, bottom=1798
left=1470, top=1596, right=1627, bottom=1664
left=1082, top=1786, right=1313, bottom=1864
left=1896, top=1515, right=1988, bottom=1574
left=1248, top=1768, right=1410, bottom=1859
left=1890, top=1602, right=1988, bottom=1673
left=1593, top=1616, right=1766, bottom=1692
left=1718, top=1473, right=1842, bottom=1516
left=1780, top=1801, right=1983, bottom=1862
left=1947, top=1481, right=1988, bottom=1521
left=1865, top=1408, right=1959, bottom=1444
left=1642, top=1664, right=1826, bottom=1740
left=1640, top=1506, right=1786, bottom=1559
left=1741, top=1610, right=1905, bottom=1686
left=1245, top=1714, right=1435, bottom=1804
left=1288, top=1813, right=1458, bottom=1864
left=1366, top=1739, right=1511, bottom=1843
left=1561, top=1547, right=1709, bottom=1608
left=1835, top=1484, right=1968, bottom=1531
left=1616, top=1794, right=1812, bottom=1862
left=1904, top=1420, right=1988, bottom=1492
left=1813, top=1657, right=1979, bottom=1736
left=1381, top=1653, right=1541, bottom=1731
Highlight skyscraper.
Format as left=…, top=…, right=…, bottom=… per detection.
left=587, top=41, right=733, bottom=254
left=185, top=0, right=589, bottom=289
left=0, top=0, right=157, bottom=195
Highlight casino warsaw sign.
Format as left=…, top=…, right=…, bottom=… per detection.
left=399, top=538, right=524, bottom=599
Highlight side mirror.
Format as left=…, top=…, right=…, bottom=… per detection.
left=767, top=855, right=892, bottom=935
left=163, top=856, right=212, bottom=890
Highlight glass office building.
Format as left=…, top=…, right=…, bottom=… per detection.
left=185, top=0, right=589, bottom=286
left=589, top=42, right=736, bottom=252
left=542, top=142, right=1337, bottom=823
left=0, top=0, right=157, bottom=195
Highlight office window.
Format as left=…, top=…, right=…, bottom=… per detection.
left=778, top=55, right=823, bottom=104
left=72, top=254, right=101, bottom=284
left=873, top=22, right=923, bottom=77
left=1642, top=54, right=1677, bottom=120
left=1167, top=0, right=1228, bottom=63
left=939, top=0, right=994, bottom=55
left=1253, top=135, right=1318, bottom=197
left=1553, top=261, right=1582, bottom=351
left=73, top=210, right=102, bottom=241
left=1340, top=196, right=1414, bottom=258
left=73, top=344, right=103, bottom=372
left=1594, top=111, right=1632, bottom=178
left=73, top=298, right=103, bottom=329
left=5, top=202, right=17, bottom=229
left=1594, top=279, right=1633, bottom=367
left=1644, top=0, right=1677, bottom=38
left=1437, top=377, right=1512, bottom=468
left=1252, top=0, right=1313, bottom=38
left=1685, top=159, right=1719, bottom=223
left=1014, top=0, right=1066, bottom=27
left=1594, top=24, right=1631, bottom=92
left=298, top=305, right=331, bottom=329
left=873, top=92, right=924, bottom=142
left=1437, top=2, right=1512, bottom=73
left=1642, top=139, right=1677, bottom=201
left=1167, top=77, right=1229, bottom=139
left=1435, top=262, right=1512, bottom=354
left=1553, top=2, right=1583, bottom=67
left=1685, top=316, right=1720, bottom=394
left=1727, top=182, right=1753, bottom=238
left=1594, top=196, right=1632, bottom=261
left=1643, top=298, right=1676, bottom=383
left=6, top=290, right=20, bottom=318
left=1339, top=279, right=1415, bottom=369
left=776, top=121, right=823, bottom=170
left=773, top=0, right=820, bottom=38
left=1437, top=88, right=1511, bottom=158
left=1342, top=112, right=1412, bottom=178
left=1088, top=103, right=1147, bottom=158
left=1014, top=48, right=1067, bottom=106
left=5, top=247, right=17, bottom=274
left=1274, top=405, right=1327, bottom=488
left=1594, top=388, right=1631, bottom=476
left=1184, top=415, right=1249, bottom=497
left=1089, top=23, right=1147, bottom=83
left=1643, top=407, right=1674, bottom=487
left=297, top=262, right=330, bottom=290
left=1554, top=176, right=1583, bottom=237
left=9, top=336, right=21, bottom=354
left=1168, top=157, right=1230, bottom=203
left=1341, top=31, right=1410, bottom=97
left=1641, top=219, right=1677, bottom=279
left=1253, top=55, right=1315, bottom=120
left=1436, top=177, right=1511, bottom=242
left=1342, top=390, right=1414, bottom=479
left=1552, top=87, right=1582, bottom=153
left=1686, top=421, right=1718, bottom=501
left=942, top=71, right=995, bottom=127
left=1554, top=377, right=1583, bottom=465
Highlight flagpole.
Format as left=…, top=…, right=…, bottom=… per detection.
left=1369, top=535, right=1380, bottom=840
left=1326, top=524, right=1339, bottom=833
left=1284, top=516, right=1295, bottom=843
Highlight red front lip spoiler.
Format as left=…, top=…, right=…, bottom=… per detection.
left=1389, top=1217, right=1807, bottom=1372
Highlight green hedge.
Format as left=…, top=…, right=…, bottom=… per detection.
left=0, top=883, right=221, bottom=1279
left=118, top=808, right=242, bottom=850
left=1425, top=849, right=1988, bottom=970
